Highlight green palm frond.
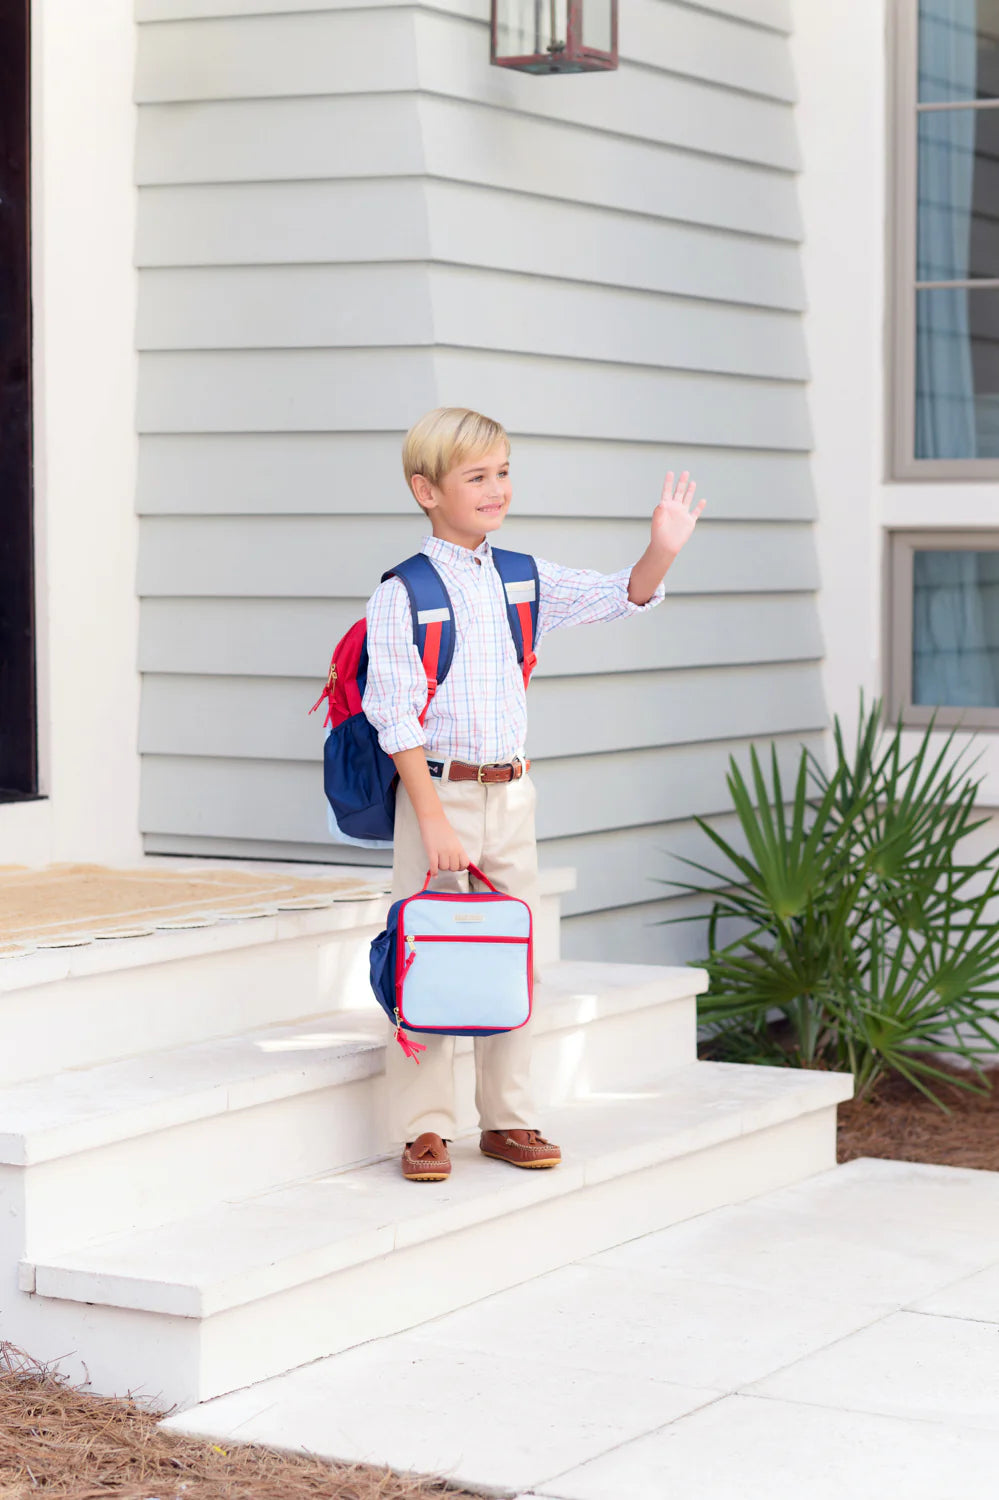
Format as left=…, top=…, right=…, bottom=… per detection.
left=662, top=694, right=999, bottom=1112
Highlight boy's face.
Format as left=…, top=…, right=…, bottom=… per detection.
left=414, top=441, right=511, bottom=548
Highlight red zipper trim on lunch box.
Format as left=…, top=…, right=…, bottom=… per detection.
left=404, top=934, right=530, bottom=943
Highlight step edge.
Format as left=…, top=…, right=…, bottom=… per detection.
left=23, top=1066, right=852, bottom=1318
left=0, top=896, right=392, bottom=996
left=0, top=869, right=575, bottom=997
left=4, top=973, right=703, bottom=1164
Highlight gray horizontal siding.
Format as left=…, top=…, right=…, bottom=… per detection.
left=136, top=0, right=795, bottom=96
left=135, top=10, right=798, bottom=175
left=137, top=517, right=819, bottom=597
left=138, top=662, right=825, bottom=763
left=137, top=434, right=816, bottom=520
left=137, top=349, right=812, bottom=449
left=137, top=95, right=801, bottom=241
left=135, top=0, right=824, bottom=961
left=136, top=0, right=791, bottom=37
left=137, top=180, right=806, bottom=313
left=137, top=265, right=809, bottom=384
left=139, top=731, right=824, bottom=845
left=138, top=593, right=823, bottom=678
left=548, top=816, right=746, bottom=917
left=561, top=896, right=708, bottom=967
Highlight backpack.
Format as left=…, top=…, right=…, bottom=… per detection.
left=310, top=549, right=540, bottom=847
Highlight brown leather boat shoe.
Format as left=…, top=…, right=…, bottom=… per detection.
left=480, top=1128, right=562, bottom=1169
left=401, top=1132, right=451, bottom=1182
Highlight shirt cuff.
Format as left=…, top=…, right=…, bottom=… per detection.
left=376, top=717, right=426, bottom=756
left=620, top=567, right=666, bottom=614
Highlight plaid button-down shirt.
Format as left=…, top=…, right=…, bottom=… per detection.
left=362, top=534, right=665, bottom=765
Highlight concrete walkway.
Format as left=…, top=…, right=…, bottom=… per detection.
left=165, top=1156, right=999, bottom=1498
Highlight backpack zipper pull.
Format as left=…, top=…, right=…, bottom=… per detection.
left=308, top=661, right=337, bottom=720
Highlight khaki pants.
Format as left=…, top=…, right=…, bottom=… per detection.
left=386, top=770, right=540, bottom=1144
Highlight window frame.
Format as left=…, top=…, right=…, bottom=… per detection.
left=888, top=0, right=999, bottom=480
left=886, top=528, right=999, bottom=729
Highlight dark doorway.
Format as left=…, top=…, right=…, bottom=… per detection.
left=0, top=0, right=36, bottom=799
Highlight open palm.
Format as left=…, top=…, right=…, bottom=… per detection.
left=651, top=470, right=706, bottom=555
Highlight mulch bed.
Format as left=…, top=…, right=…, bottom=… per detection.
left=0, top=1345, right=484, bottom=1500
left=837, top=1062, right=999, bottom=1171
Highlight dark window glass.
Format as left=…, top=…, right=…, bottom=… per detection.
left=917, top=106, right=999, bottom=280
left=0, top=0, right=36, bottom=798
left=919, top=0, right=999, bottom=102
left=912, top=549, right=999, bottom=705
left=915, top=287, right=999, bottom=456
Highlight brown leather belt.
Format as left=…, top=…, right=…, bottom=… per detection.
left=427, top=757, right=529, bottom=785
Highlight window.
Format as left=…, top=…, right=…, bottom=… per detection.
left=891, top=0, right=999, bottom=476
left=0, top=0, right=36, bottom=799
left=888, top=531, right=999, bottom=726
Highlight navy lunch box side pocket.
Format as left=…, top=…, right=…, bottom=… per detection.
left=369, top=896, right=405, bottom=1024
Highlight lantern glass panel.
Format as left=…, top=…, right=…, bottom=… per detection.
left=496, top=0, right=569, bottom=59
left=581, top=0, right=613, bottom=52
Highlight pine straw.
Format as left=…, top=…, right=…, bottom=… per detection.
left=837, top=1062, right=999, bottom=1171
left=0, top=1345, right=485, bottom=1500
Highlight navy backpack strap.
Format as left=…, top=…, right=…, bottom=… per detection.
left=382, top=554, right=455, bottom=723
left=490, top=548, right=540, bottom=688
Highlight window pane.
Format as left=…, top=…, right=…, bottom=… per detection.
left=917, top=107, right=999, bottom=279
left=912, top=549, right=999, bottom=707
left=915, top=287, right=999, bottom=456
left=582, top=0, right=613, bottom=51
left=495, top=0, right=567, bottom=57
left=919, top=0, right=999, bottom=102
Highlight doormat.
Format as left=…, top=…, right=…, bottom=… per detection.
left=0, top=863, right=390, bottom=959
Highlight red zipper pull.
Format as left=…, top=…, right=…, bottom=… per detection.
left=395, top=1028, right=427, bottom=1063
left=308, top=662, right=338, bottom=725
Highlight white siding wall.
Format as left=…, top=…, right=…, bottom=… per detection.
left=134, top=0, right=824, bottom=961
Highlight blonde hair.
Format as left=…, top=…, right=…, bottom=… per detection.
left=402, top=407, right=509, bottom=495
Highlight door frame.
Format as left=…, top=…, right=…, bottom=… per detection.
left=0, top=0, right=37, bottom=799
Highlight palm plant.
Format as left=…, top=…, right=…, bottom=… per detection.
left=667, top=697, right=999, bottom=1108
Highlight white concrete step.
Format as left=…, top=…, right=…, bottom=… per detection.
left=0, top=867, right=575, bottom=1083
left=13, top=1062, right=853, bottom=1411
left=1, top=961, right=700, bottom=1256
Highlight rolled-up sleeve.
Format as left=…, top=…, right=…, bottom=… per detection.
left=361, top=578, right=426, bottom=755
left=535, top=557, right=666, bottom=638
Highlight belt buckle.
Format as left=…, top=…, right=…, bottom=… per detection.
left=477, top=762, right=488, bottom=784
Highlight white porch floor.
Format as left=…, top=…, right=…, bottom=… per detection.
left=164, top=1154, right=999, bottom=1499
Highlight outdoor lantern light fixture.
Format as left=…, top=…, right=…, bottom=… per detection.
left=491, top=0, right=618, bottom=74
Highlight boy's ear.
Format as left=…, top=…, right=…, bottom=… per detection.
left=410, top=474, right=436, bottom=512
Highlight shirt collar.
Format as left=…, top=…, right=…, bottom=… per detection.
left=421, top=534, right=492, bottom=568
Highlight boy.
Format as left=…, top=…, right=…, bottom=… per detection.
left=363, top=408, right=705, bottom=1181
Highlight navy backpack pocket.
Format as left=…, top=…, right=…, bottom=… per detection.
left=324, top=713, right=398, bottom=843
